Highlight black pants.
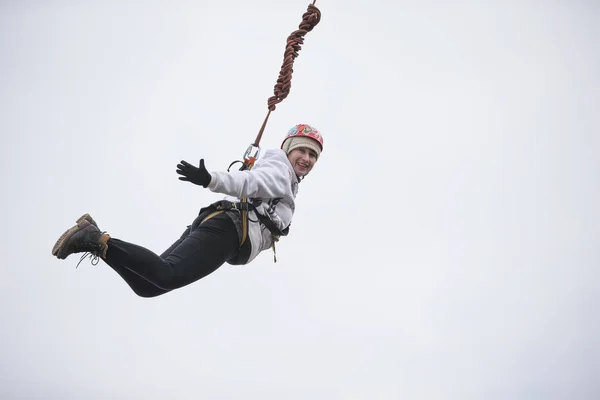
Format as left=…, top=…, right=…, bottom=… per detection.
left=102, top=212, right=242, bottom=297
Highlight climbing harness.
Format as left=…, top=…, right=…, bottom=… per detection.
left=217, top=1, right=321, bottom=262
left=203, top=200, right=289, bottom=238
left=198, top=199, right=290, bottom=263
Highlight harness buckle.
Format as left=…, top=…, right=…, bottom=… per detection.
left=214, top=200, right=251, bottom=212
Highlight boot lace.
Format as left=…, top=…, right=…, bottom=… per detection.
left=75, top=232, right=109, bottom=268
left=77, top=252, right=100, bottom=268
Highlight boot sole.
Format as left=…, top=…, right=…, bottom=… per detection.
left=52, top=215, right=92, bottom=259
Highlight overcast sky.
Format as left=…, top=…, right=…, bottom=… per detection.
left=1, top=1, right=599, bottom=399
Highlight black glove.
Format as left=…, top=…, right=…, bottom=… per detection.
left=176, top=159, right=212, bottom=188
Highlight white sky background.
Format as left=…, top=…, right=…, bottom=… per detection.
left=1, top=0, right=599, bottom=399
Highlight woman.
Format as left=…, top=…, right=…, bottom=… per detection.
left=51, top=124, right=324, bottom=297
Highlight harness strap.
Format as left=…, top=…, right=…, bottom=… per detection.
left=201, top=210, right=224, bottom=224
left=240, top=198, right=248, bottom=247
left=199, top=202, right=249, bottom=248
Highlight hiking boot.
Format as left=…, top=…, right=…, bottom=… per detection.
left=52, top=217, right=110, bottom=260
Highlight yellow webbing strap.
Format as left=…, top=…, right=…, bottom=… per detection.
left=200, top=210, right=224, bottom=224
left=202, top=204, right=248, bottom=249
left=240, top=198, right=248, bottom=247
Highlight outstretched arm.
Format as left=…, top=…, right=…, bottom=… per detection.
left=176, top=152, right=292, bottom=199
left=208, top=156, right=291, bottom=198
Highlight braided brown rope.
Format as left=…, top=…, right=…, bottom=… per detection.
left=267, top=2, right=321, bottom=112
left=252, top=1, right=321, bottom=147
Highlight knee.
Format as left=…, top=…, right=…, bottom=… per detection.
left=131, top=286, right=170, bottom=298
left=150, top=279, right=184, bottom=292
left=135, top=292, right=163, bottom=298
left=148, top=268, right=191, bottom=292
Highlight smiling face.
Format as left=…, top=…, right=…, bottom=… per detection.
left=287, top=146, right=318, bottom=177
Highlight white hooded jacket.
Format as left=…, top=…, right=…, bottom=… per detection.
left=207, top=148, right=299, bottom=264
